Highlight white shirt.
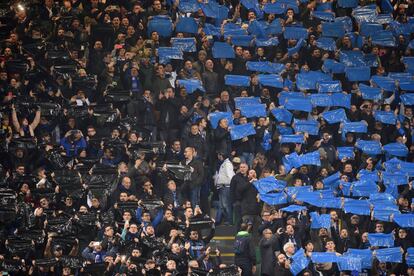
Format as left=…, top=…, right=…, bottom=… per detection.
left=215, top=158, right=235, bottom=187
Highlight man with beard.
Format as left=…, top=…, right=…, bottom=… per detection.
left=88, top=41, right=106, bottom=76
left=140, top=225, right=164, bottom=259
left=311, top=227, right=330, bottom=252
left=336, top=228, right=356, bottom=254
left=274, top=253, right=292, bottom=276
left=167, top=243, right=188, bottom=273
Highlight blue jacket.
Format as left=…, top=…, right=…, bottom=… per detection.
left=60, top=137, right=87, bottom=157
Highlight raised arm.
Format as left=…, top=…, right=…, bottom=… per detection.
left=11, top=105, right=20, bottom=132
left=29, top=108, right=41, bottom=130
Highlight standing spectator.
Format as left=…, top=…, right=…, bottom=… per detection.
left=259, top=229, right=280, bottom=276
left=234, top=223, right=256, bottom=276
left=181, top=147, right=204, bottom=207
left=214, top=152, right=235, bottom=225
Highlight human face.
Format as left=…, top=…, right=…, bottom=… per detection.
left=118, top=163, right=128, bottom=174
left=239, top=163, right=248, bottom=175
left=166, top=260, right=176, bottom=270
left=184, top=208, right=193, bottom=218
left=143, top=181, right=152, bottom=191
left=171, top=243, right=181, bottom=254
left=165, top=210, right=173, bottom=220
left=92, top=198, right=100, bottom=208
left=123, top=212, right=132, bottom=222
left=235, top=47, right=243, bottom=56
left=205, top=60, right=214, bottom=70
left=105, top=226, right=114, bottom=237
left=319, top=228, right=328, bottom=237
left=142, top=212, right=151, bottom=222
left=190, top=125, right=199, bottom=135
left=184, top=147, right=193, bottom=160
left=184, top=61, right=192, bottom=70
left=65, top=197, right=73, bottom=206
left=119, top=193, right=128, bottom=201
left=121, top=17, right=129, bottom=27
left=16, top=166, right=25, bottom=175
left=87, top=128, right=96, bottom=137
left=221, top=91, right=229, bottom=102
left=263, top=229, right=272, bottom=238
left=219, top=118, right=228, bottom=129
left=129, top=224, right=138, bottom=233
left=361, top=232, right=368, bottom=242
left=262, top=212, right=271, bottom=221
left=94, top=41, right=103, bottom=49
left=350, top=215, right=359, bottom=225
left=79, top=206, right=88, bottom=213
left=277, top=254, right=286, bottom=264
left=112, top=17, right=120, bottom=26
left=285, top=244, right=295, bottom=255
left=153, top=0, right=162, bottom=11
left=40, top=198, right=49, bottom=208
left=198, top=52, right=206, bottom=61
left=326, top=241, right=335, bottom=251
left=398, top=229, right=407, bottom=239
left=190, top=231, right=199, bottom=240
left=147, top=226, right=155, bottom=235
left=167, top=180, right=176, bottom=191
left=122, top=177, right=132, bottom=189
left=4, top=48, right=12, bottom=56
left=344, top=164, right=352, bottom=173
left=172, top=141, right=181, bottom=152
left=375, top=223, right=384, bottom=233
left=286, top=225, right=294, bottom=235
left=305, top=242, right=314, bottom=252
left=20, top=183, right=29, bottom=194
left=143, top=90, right=151, bottom=100
left=330, top=211, right=338, bottom=221
left=132, top=249, right=141, bottom=257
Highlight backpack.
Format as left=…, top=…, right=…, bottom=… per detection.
left=234, top=236, right=249, bottom=255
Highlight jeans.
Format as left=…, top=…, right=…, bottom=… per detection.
left=241, top=152, right=254, bottom=167
left=200, top=179, right=210, bottom=214
left=190, top=186, right=201, bottom=208
left=233, top=201, right=242, bottom=229
left=218, top=186, right=233, bottom=224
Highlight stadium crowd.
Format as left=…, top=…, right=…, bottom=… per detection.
left=1, top=0, right=414, bottom=275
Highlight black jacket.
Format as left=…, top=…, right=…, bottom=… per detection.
left=230, top=173, right=249, bottom=203
left=274, top=263, right=293, bottom=276
left=181, top=158, right=204, bottom=188
left=238, top=180, right=260, bottom=216
left=155, top=97, right=181, bottom=130
left=213, top=126, right=232, bottom=155
left=259, top=235, right=280, bottom=276
left=182, top=134, right=207, bottom=161
left=135, top=97, right=156, bottom=126
left=163, top=189, right=183, bottom=209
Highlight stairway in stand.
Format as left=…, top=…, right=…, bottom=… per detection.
left=208, top=224, right=236, bottom=264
